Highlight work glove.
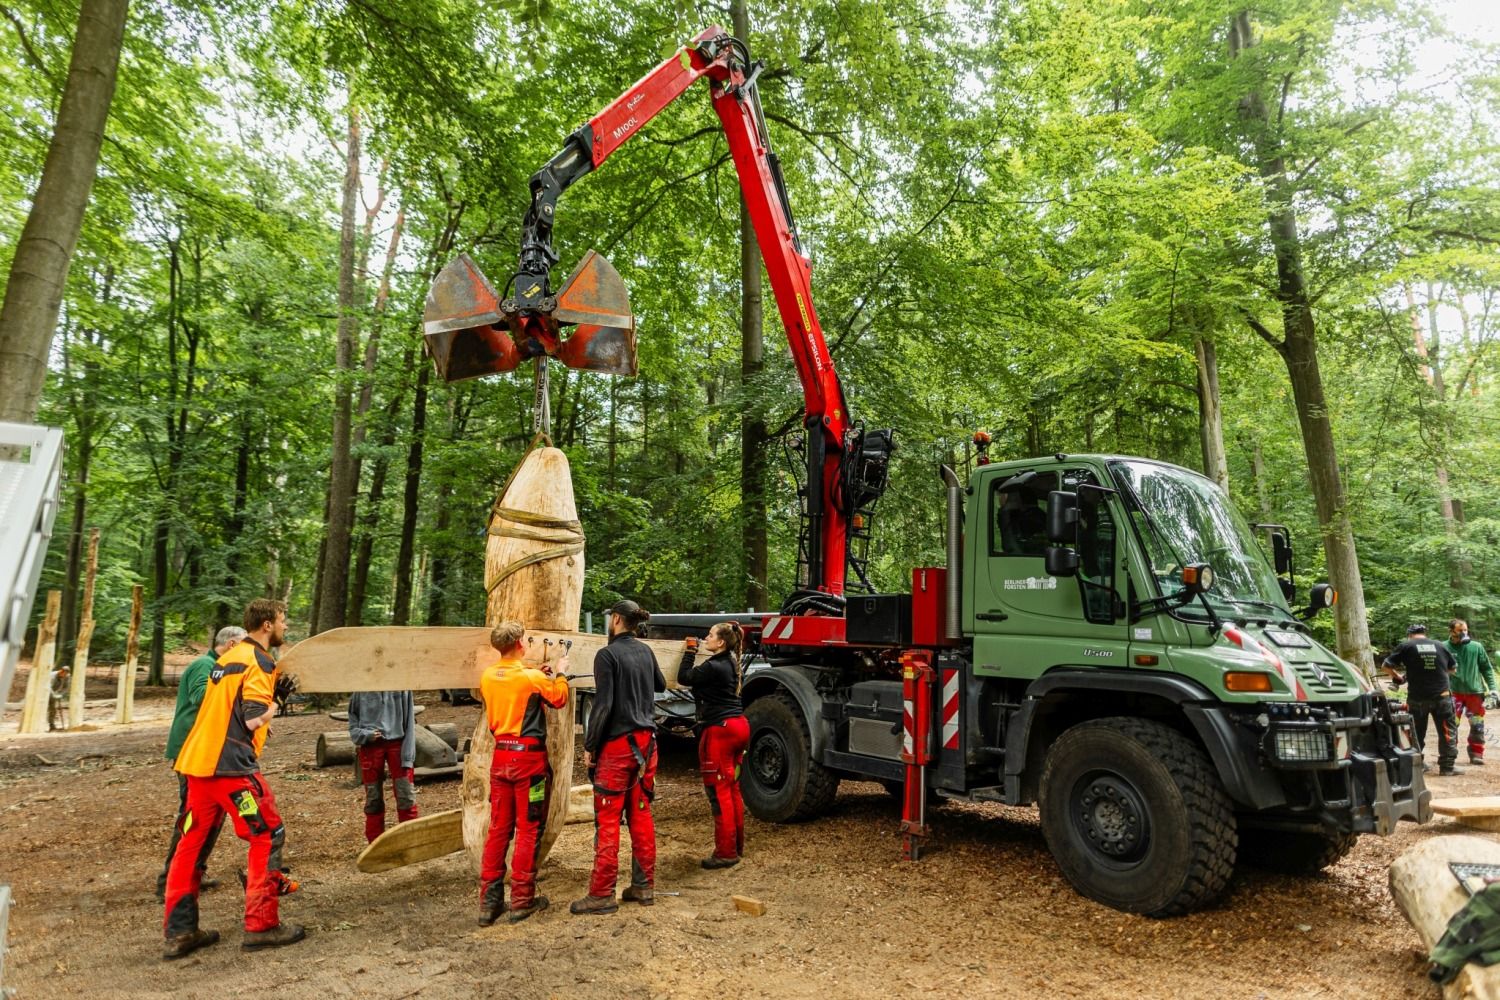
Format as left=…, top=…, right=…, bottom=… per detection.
left=1390, top=674, right=1406, bottom=689
left=1486, top=691, right=1499, bottom=711
left=273, top=673, right=297, bottom=714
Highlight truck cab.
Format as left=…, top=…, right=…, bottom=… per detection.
left=733, top=453, right=1430, bottom=917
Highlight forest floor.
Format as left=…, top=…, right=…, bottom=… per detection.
left=0, top=662, right=1491, bottom=999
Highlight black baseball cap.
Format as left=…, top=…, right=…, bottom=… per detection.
left=1407, top=623, right=1428, bottom=635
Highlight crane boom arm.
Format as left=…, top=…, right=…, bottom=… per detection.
left=507, top=28, right=852, bottom=596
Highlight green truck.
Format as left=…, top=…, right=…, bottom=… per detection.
left=694, top=452, right=1432, bottom=917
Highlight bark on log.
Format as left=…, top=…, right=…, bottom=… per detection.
left=315, top=723, right=459, bottom=768
left=19, top=591, right=61, bottom=733
left=1388, top=833, right=1500, bottom=1000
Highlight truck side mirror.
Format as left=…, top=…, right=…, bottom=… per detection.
left=1271, top=533, right=1292, bottom=576
left=1045, top=546, right=1080, bottom=577
left=1296, top=582, right=1337, bottom=620
left=1046, top=490, right=1079, bottom=543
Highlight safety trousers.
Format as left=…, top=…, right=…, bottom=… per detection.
left=479, top=746, right=551, bottom=910
left=163, top=773, right=286, bottom=937
left=358, top=738, right=418, bottom=842
left=1411, top=695, right=1459, bottom=770
left=698, top=716, right=750, bottom=860
left=1454, top=693, right=1488, bottom=761
left=158, top=771, right=223, bottom=898
left=588, top=731, right=657, bottom=898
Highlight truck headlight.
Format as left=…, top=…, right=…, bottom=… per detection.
left=1274, top=729, right=1333, bottom=763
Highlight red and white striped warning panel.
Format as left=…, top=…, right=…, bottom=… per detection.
left=940, top=668, right=960, bottom=750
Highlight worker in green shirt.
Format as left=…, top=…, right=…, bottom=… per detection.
left=155, top=625, right=245, bottom=900
left=1445, top=619, right=1497, bottom=766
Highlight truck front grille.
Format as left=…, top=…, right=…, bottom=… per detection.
left=1292, top=661, right=1351, bottom=696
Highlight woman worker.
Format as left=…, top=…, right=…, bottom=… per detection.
left=677, top=621, right=750, bottom=869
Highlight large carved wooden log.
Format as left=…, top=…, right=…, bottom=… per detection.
left=1388, top=833, right=1500, bottom=1000
left=485, top=447, right=585, bottom=631
left=464, top=446, right=586, bottom=875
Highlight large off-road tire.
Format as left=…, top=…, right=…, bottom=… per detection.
left=1038, top=717, right=1237, bottom=917
left=1236, top=827, right=1358, bottom=875
left=742, top=692, right=840, bottom=822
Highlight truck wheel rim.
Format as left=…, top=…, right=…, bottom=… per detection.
left=1071, top=770, right=1150, bottom=865
left=750, top=730, right=790, bottom=791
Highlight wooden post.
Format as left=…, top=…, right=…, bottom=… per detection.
left=114, top=584, right=142, bottom=724
left=19, top=591, right=61, bottom=733
left=67, top=527, right=99, bottom=729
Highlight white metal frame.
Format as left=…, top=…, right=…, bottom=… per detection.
left=0, top=421, right=65, bottom=708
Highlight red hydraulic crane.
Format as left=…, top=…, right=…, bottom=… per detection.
left=423, top=27, right=893, bottom=605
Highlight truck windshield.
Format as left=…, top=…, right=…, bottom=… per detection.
left=1109, top=460, right=1290, bottom=618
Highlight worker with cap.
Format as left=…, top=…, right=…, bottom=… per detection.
left=156, top=625, right=245, bottom=900
left=347, top=690, right=420, bottom=842
left=476, top=620, right=571, bottom=925
left=1382, top=623, right=1461, bottom=775
left=1444, top=618, right=1496, bottom=766
left=572, top=599, right=666, bottom=915
left=161, top=598, right=304, bottom=960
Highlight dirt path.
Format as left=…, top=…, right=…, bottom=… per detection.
left=0, top=699, right=1485, bottom=999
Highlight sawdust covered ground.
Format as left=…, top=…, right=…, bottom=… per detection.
left=0, top=674, right=1486, bottom=999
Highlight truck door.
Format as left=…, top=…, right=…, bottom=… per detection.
left=972, top=466, right=1128, bottom=681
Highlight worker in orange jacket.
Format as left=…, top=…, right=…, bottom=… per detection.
left=477, top=620, right=571, bottom=925
left=161, top=599, right=304, bottom=960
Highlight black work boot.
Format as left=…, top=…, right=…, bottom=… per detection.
left=163, top=928, right=220, bottom=961
left=621, top=883, right=654, bottom=906
left=508, top=896, right=550, bottom=923
left=477, top=882, right=507, bottom=926
left=701, top=855, right=740, bottom=870
left=569, top=894, right=619, bottom=915
left=242, top=922, right=307, bottom=950
left=1439, top=764, right=1465, bottom=776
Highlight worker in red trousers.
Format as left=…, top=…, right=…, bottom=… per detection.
left=477, top=620, right=571, bottom=925
left=572, top=600, right=666, bottom=915
left=348, top=690, right=419, bottom=842
left=162, top=598, right=304, bottom=960
left=677, top=621, right=750, bottom=868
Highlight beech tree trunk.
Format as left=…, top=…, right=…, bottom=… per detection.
left=1231, top=11, right=1372, bottom=672
left=737, top=0, right=768, bottom=611
left=392, top=363, right=428, bottom=627
left=1194, top=334, right=1229, bottom=490
left=315, top=106, right=361, bottom=635
left=0, top=0, right=128, bottom=423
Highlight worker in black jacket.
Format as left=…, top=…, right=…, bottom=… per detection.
left=677, top=621, right=749, bottom=869
left=572, top=600, right=666, bottom=915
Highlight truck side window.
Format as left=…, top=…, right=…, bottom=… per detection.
left=1065, top=469, right=1117, bottom=625
left=990, top=472, right=1059, bottom=557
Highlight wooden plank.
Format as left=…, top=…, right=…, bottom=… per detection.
left=356, top=808, right=465, bottom=874
left=278, top=625, right=685, bottom=693
left=114, top=584, right=143, bottom=724
left=19, top=591, right=60, bottom=734
left=67, top=528, right=99, bottom=729
left=1389, top=834, right=1500, bottom=1000
left=1432, top=797, right=1500, bottom=818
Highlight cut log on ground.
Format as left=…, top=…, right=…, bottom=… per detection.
left=1388, top=833, right=1500, bottom=1000
left=314, top=723, right=459, bottom=768
left=357, top=808, right=465, bottom=873
left=278, top=626, right=684, bottom=693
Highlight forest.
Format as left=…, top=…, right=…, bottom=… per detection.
left=2, top=0, right=1498, bottom=681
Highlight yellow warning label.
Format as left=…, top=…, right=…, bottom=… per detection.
left=796, top=293, right=810, bottom=334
